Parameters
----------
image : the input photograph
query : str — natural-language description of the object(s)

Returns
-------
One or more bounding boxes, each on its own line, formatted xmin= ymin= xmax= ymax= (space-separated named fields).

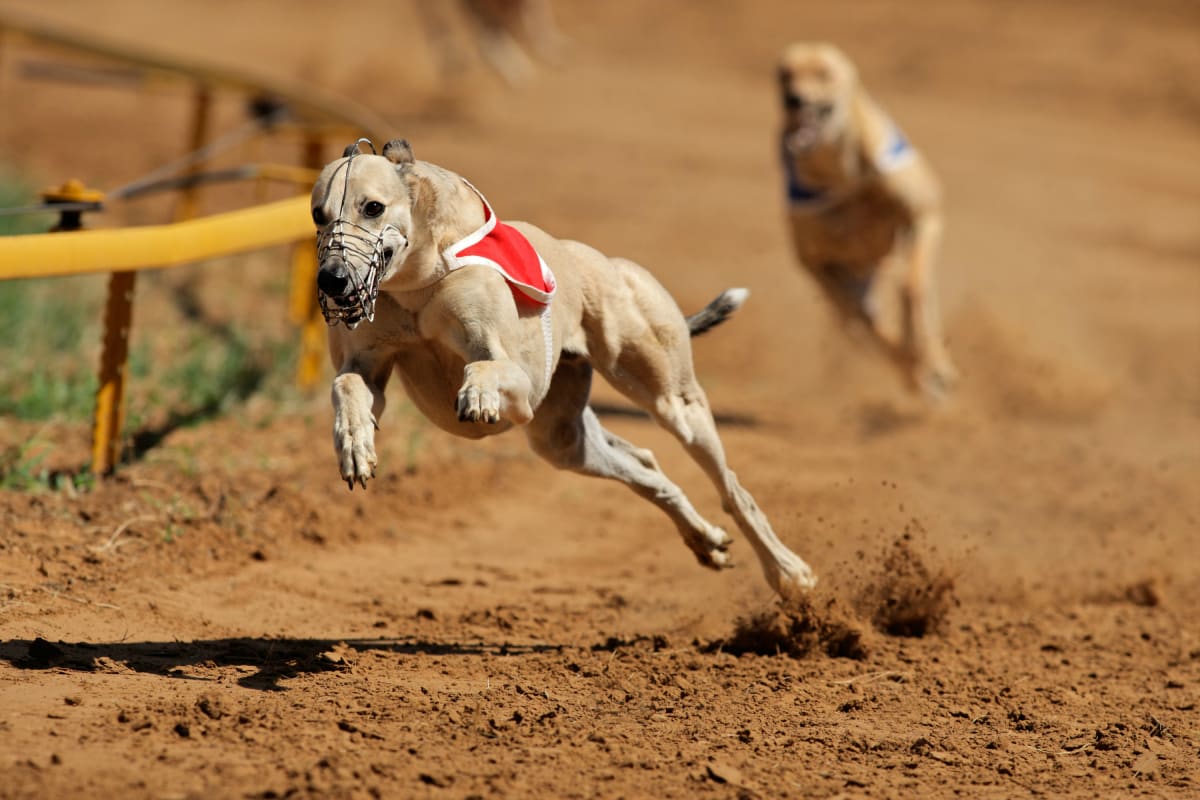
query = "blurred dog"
xmin=778 ymin=42 xmax=958 ymax=400
xmin=416 ymin=0 xmax=568 ymax=86
xmin=310 ymin=139 xmax=817 ymax=599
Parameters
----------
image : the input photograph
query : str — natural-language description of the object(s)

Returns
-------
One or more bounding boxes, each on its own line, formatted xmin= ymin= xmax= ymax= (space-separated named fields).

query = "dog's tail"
xmin=686 ymin=288 xmax=749 ymax=337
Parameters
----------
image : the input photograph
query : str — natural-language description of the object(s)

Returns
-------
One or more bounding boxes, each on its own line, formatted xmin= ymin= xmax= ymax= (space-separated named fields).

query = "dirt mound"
xmin=709 ymin=524 xmax=956 ymax=659
xmin=707 ymin=591 xmax=869 ymax=660
xmin=859 ymin=522 xmax=958 ymax=638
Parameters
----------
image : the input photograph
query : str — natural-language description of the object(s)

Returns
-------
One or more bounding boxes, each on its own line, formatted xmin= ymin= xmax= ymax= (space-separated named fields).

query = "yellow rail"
xmin=0 ymin=195 xmax=312 ymax=278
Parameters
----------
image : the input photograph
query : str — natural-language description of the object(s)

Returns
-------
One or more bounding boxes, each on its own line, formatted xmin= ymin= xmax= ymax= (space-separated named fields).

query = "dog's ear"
xmin=383 ymin=139 xmax=415 ymax=166
xmin=342 ymin=143 xmax=360 ymax=158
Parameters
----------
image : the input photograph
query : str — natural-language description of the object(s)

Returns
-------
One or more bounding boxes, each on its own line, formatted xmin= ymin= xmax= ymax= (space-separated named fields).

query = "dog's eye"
xmin=363 ymin=201 xmax=385 ymax=218
xmin=312 ymin=207 xmax=328 ymax=226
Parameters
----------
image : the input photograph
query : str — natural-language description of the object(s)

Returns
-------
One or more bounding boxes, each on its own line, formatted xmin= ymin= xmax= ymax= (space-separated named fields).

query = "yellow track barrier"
xmin=0 ymin=195 xmax=312 ymax=279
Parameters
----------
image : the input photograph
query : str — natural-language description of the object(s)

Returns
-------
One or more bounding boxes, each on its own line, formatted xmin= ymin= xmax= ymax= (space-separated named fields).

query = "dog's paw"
xmin=916 ymin=358 xmax=959 ymax=403
xmin=333 ymin=409 xmax=378 ymax=490
xmin=456 ymin=365 xmax=503 ymax=424
xmin=776 ymin=558 xmax=819 ymax=596
xmin=686 ymin=525 xmax=733 ymax=570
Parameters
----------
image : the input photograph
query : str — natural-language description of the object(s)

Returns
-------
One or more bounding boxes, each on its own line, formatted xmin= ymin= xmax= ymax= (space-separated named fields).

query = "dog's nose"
xmin=784 ymin=92 xmax=805 ymax=111
xmin=317 ymin=265 xmax=350 ymax=296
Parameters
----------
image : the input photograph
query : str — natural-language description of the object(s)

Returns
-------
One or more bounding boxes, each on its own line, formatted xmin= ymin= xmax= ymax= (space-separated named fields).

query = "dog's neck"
xmin=380 ymin=161 xmax=490 ymax=303
xmin=407 ymin=161 xmax=488 ymax=250
xmin=785 ymin=119 xmax=870 ymax=195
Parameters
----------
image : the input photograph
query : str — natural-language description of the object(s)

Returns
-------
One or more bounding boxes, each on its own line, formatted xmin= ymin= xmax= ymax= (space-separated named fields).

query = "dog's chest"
xmin=370 ymin=295 xmax=423 ymax=346
xmin=790 ymin=182 xmax=909 ymax=266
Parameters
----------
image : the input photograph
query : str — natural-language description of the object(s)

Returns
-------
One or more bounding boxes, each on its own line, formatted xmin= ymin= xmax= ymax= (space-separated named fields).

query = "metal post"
xmin=0 ymin=25 xmax=7 ymax=107
xmin=35 ymin=179 xmax=123 ymax=475
xmin=290 ymin=133 xmax=324 ymax=388
xmin=92 ymin=271 xmax=136 ymax=475
xmin=175 ymin=85 xmax=212 ymax=221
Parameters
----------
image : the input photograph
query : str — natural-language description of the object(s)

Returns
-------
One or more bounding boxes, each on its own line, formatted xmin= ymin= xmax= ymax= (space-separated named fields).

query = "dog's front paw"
xmin=456 ymin=365 xmax=502 ymax=424
xmin=333 ymin=408 xmax=378 ymax=490
xmin=916 ymin=356 xmax=959 ymax=403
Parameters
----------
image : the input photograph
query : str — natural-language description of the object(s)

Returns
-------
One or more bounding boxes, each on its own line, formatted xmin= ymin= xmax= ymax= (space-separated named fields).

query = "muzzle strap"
xmin=317 ymin=218 xmax=401 ymax=328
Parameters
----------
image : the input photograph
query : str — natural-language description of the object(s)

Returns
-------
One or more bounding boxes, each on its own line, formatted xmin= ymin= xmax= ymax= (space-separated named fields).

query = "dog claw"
xmin=345 ymin=477 xmax=354 ymax=491
xmin=357 ymin=475 xmax=369 ymax=489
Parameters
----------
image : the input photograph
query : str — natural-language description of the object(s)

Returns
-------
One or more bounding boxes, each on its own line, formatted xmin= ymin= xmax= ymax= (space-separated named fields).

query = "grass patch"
xmin=0 ymin=173 xmax=53 ymax=237
xmin=0 ymin=173 xmax=103 ymax=422
xmin=126 ymin=331 xmax=298 ymax=453
xmin=0 ymin=433 xmax=95 ymax=492
xmin=0 ymin=277 xmax=105 ymax=421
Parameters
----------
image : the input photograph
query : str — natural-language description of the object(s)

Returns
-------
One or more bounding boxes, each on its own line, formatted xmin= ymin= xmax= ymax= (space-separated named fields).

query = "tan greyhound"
xmin=778 ymin=42 xmax=958 ymax=400
xmin=310 ymin=139 xmax=816 ymax=598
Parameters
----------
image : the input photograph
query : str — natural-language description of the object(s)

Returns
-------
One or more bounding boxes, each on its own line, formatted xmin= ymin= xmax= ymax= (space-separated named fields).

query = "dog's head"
xmin=310 ymin=138 xmax=424 ymax=328
xmin=777 ymin=42 xmax=858 ymax=153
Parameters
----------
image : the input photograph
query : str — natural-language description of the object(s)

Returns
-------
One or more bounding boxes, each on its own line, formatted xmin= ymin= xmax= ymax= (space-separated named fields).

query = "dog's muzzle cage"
xmin=316 ymin=219 xmax=403 ymax=328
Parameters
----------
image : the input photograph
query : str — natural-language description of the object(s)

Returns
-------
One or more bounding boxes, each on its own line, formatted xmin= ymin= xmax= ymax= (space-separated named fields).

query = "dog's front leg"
xmin=429 ymin=270 xmax=540 ymax=427
xmin=331 ymin=358 xmax=390 ymax=489
xmin=902 ymin=212 xmax=958 ymax=399
xmin=457 ymin=359 xmax=535 ymax=424
xmin=446 ymin=310 xmax=536 ymax=426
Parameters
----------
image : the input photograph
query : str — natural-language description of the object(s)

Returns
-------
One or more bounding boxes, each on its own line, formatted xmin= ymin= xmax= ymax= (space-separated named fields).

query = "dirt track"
xmin=1 ymin=1 xmax=1198 ymax=797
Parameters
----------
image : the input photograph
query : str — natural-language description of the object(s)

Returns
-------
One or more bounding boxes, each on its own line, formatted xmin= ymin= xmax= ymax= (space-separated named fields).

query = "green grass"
xmin=0 ymin=171 xmax=303 ymax=490
xmin=0 ymin=433 xmax=95 ymax=492
xmin=0 ymin=278 xmax=102 ymax=420
xmin=0 ymin=173 xmax=53 ymax=237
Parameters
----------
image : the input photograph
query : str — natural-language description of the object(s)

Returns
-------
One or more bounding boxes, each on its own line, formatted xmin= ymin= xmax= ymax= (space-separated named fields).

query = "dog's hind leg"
xmin=590 ymin=303 xmax=817 ymax=597
xmin=649 ymin=387 xmax=818 ymax=598
xmin=899 ymin=214 xmax=959 ymax=399
xmin=525 ymin=355 xmax=733 ymax=569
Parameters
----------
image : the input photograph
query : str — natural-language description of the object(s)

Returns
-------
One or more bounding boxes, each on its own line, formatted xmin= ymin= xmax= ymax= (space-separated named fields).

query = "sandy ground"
xmin=1 ymin=1 xmax=1198 ymax=797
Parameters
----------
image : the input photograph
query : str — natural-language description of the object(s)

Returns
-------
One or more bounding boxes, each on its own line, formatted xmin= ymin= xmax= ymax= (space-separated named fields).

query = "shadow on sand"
xmin=0 ymin=635 xmax=568 ymax=692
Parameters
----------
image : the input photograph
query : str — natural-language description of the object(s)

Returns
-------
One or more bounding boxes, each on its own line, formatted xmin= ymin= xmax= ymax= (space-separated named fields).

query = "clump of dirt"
xmin=1123 ymin=578 xmax=1161 ymax=607
xmin=1084 ymin=577 xmax=1165 ymax=607
xmin=705 ymin=591 xmax=868 ymax=660
xmin=708 ymin=523 xmax=956 ymax=658
xmin=862 ymin=523 xmax=957 ymax=637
